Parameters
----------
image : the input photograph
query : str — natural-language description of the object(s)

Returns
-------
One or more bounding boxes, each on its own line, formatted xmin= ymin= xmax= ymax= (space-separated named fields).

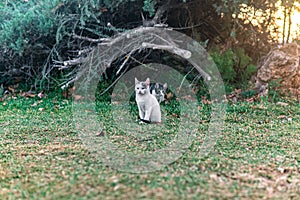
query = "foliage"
xmin=0 ymin=0 xmax=163 ymax=88
xmin=142 ymin=0 xmax=156 ymax=16
xmin=210 ymin=47 xmax=256 ymax=90
xmin=0 ymin=0 xmax=57 ymax=55
xmin=215 ymin=0 xmax=280 ymax=61
xmin=0 ymin=0 xmax=107 ymax=86
xmin=0 ymin=0 xmax=287 ymax=90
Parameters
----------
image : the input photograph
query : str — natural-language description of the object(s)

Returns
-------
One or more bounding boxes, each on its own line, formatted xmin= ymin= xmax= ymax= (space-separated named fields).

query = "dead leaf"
xmin=31 ymin=100 xmax=43 ymax=107
xmin=96 ymin=131 xmax=105 ymax=137
xmin=182 ymin=95 xmax=197 ymax=101
xmin=20 ymin=91 xmax=36 ymax=98
xmin=202 ymin=96 xmax=211 ymax=104
xmin=8 ymin=86 xmax=15 ymax=93
xmin=246 ymin=97 xmax=255 ymax=103
xmin=73 ymin=94 xmax=84 ymax=101
xmin=0 ymin=122 xmax=9 ymax=127
xmin=38 ymin=92 xmax=43 ymax=98
xmin=277 ymin=115 xmax=287 ymax=119
xmin=31 ymin=102 xmax=38 ymax=107
xmin=276 ymin=102 xmax=289 ymax=106
xmin=166 ymin=92 xmax=172 ymax=99
xmin=209 ymin=174 xmax=218 ymax=180
xmin=62 ymin=86 xmax=75 ymax=99
xmin=53 ymin=105 xmax=60 ymax=110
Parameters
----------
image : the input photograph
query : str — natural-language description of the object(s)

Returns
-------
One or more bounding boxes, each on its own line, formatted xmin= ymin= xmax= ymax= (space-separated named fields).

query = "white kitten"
xmin=135 ymin=78 xmax=161 ymax=123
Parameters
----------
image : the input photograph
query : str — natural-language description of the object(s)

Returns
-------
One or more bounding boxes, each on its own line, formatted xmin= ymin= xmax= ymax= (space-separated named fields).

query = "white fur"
xmin=135 ymin=78 xmax=161 ymax=123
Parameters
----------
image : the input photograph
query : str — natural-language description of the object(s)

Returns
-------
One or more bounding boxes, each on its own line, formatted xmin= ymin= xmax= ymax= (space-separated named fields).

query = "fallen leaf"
xmin=31 ymin=102 xmax=38 ymax=107
xmin=73 ymin=94 xmax=83 ymax=101
xmin=0 ymin=122 xmax=9 ymax=127
xmin=38 ymin=92 xmax=43 ymax=98
xmin=21 ymin=91 xmax=36 ymax=98
xmin=202 ymin=96 xmax=211 ymax=104
xmin=276 ymin=102 xmax=289 ymax=106
xmin=31 ymin=100 xmax=43 ymax=107
xmin=277 ymin=115 xmax=287 ymax=119
xmin=209 ymin=174 xmax=218 ymax=180
xmin=96 ymin=131 xmax=105 ymax=137
xmin=166 ymin=92 xmax=172 ymax=99
xmin=8 ymin=86 xmax=15 ymax=93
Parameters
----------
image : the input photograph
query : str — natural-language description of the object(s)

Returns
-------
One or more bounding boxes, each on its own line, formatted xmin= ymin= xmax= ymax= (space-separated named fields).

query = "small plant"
xmin=143 ymin=0 xmax=156 ymax=17
xmin=210 ymin=48 xmax=256 ymax=91
xmin=266 ymin=79 xmax=284 ymax=102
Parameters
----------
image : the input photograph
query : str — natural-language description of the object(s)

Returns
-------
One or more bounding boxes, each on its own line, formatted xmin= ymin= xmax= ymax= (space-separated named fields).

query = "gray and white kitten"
xmin=150 ymin=82 xmax=167 ymax=103
xmin=135 ymin=78 xmax=161 ymax=123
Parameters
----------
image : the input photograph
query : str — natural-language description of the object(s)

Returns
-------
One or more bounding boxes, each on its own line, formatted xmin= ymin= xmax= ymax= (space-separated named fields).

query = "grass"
xmin=1 ymin=93 xmax=300 ymax=199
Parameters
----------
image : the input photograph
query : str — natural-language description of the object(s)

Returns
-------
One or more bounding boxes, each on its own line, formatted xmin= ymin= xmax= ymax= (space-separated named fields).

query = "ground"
xmin=0 ymin=94 xmax=300 ymax=199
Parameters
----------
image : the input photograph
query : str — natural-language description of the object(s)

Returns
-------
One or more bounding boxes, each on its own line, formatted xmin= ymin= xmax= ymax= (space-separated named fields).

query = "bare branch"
xmin=116 ymin=50 xmax=135 ymax=75
xmin=142 ymin=3 xmax=169 ymax=27
xmin=142 ymin=42 xmax=191 ymax=59
xmin=61 ymin=76 xmax=78 ymax=90
xmin=72 ymin=33 xmax=111 ymax=43
xmin=107 ymin=22 xmax=120 ymax=35
xmin=55 ymin=57 xmax=87 ymax=68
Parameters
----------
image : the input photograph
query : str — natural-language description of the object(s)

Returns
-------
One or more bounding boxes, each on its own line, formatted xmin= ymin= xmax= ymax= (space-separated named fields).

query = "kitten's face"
xmin=135 ymin=78 xmax=150 ymax=96
xmin=150 ymin=83 xmax=167 ymax=102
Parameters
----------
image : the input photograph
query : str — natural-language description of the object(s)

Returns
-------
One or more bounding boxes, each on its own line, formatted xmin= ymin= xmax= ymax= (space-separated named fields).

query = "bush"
xmin=0 ymin=0 xmax=59 ymax=55
xmin=0 ymin=0 xmax=156 ymax=88
xmin=210 ymin=48 xmax=256 ymax=91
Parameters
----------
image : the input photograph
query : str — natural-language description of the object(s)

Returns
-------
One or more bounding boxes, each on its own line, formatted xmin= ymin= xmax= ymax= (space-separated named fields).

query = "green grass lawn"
xmin=1 ymin=94 xmax=300 ymax=199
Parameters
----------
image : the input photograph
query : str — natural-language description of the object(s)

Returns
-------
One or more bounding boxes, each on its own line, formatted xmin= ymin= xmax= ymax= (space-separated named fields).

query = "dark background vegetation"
xmin=0 ymin=0 xmax=298 ymax=91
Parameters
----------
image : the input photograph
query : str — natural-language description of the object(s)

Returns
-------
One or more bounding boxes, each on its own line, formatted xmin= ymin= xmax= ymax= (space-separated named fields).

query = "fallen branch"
xmin=142 ymin=42 xmax=191 ymax=59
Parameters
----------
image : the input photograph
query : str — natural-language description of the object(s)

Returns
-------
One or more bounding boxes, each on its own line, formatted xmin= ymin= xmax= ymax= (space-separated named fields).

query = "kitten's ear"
xmin=145 ymin=78 xmax=150 ymax=85
xmin=135 ymin=77 xmax=139 ymax=84
xmin=163 ymin=83 xmax=167 ymax=89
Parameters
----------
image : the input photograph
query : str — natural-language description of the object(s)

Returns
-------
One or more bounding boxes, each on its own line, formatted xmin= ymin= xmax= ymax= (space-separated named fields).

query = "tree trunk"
xmin=282 ymin=5 xmax=287 ymax=44
xmin=286 ymin=1 xmax=295 ymax=43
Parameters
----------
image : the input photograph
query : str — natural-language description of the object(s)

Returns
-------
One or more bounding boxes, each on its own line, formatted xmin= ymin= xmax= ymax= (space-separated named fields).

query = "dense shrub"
xmin=0 ymin=0 xmax=157 ymax=88
xmin=0 ymin=0 xmax=58 ymax=55
xmin=210 ymin=48 xmax=256 ymax=90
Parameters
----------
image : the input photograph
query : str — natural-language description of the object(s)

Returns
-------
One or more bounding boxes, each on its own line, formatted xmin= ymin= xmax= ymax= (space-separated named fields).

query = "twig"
xmin=178 ymin=67 xmax=194 ymax=92
xmin=172 ymin=22 xmax=205 ymax=30
xmin=188 ymin=59 xmax=211 ymax=81
xmin=116 ymin=50 xmax=135 ymax=75
xmin=54 ymin=57 xmax=87 ymax=69
xmin=72 ymin=33 xmax=111 ymax=43
xmin=99 ymin=65 xmax=130 ymax=96
xmin=61 ymin=76 xmax=78 ymax=90
xmin=77 ymin=47 xmax=94 ymax=56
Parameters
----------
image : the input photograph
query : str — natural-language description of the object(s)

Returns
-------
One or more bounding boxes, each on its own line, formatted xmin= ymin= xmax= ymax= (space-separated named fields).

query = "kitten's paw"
xmin=139 ymin=119 xmax=150 ymax=124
